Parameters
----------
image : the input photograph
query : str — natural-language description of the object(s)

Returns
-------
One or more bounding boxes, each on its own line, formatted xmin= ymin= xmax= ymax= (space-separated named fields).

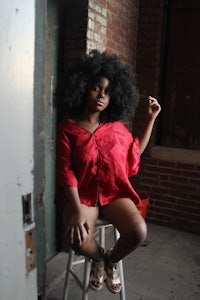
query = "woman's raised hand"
xmin=147 ymin=96 xmax=161 ymax=120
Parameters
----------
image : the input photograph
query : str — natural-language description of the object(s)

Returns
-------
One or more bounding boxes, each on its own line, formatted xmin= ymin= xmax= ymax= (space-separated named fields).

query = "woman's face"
xmin=85 ymin=77 xmax=110 ymax=113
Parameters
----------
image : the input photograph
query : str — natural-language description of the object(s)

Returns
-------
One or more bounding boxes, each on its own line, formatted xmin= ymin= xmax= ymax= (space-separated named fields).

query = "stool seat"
xmin=62 ymin=219 xmax=126 ymax=300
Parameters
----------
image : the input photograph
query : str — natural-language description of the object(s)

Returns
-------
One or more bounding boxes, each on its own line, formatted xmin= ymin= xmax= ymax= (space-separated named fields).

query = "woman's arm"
xmin=64 ymin=186 xmax=82 ymax=210
xmin=57 ymin=124 xmax=90 ymax=244
xmin=138 ymin=96 xmax=161 ymax=155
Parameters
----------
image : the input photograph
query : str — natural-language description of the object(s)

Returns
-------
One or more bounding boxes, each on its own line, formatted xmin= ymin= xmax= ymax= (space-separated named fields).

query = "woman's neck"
xmin=73 ymin=111 xmax=100 ymax=134
xmin=79 ymin=110 xmax=100 ymax=124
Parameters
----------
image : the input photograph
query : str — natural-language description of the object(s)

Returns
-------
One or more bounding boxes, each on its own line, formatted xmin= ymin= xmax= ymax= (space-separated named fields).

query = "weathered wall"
xmin=0 ymin=1 xmax=37 ymax=299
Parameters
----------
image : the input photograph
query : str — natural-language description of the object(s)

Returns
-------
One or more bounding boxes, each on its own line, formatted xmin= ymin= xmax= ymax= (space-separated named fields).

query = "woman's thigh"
xmin=81 ymin=203 xmax=99 ymax=233
xmin=99 ymin=198 xmax=146 ymax=236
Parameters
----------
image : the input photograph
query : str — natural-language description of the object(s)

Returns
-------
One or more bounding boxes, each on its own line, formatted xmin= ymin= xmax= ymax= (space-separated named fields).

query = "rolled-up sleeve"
xmin=56 ymin=124 xmax=78 ymax=187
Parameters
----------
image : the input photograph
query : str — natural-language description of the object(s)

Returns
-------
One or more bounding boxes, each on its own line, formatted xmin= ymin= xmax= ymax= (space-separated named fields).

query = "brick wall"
xmin=62 ymin=0 xmax=88 ymax=64
xmin=132 ymin=156 xmax=200 ymax=234
xmin=87 ymin=0 xmax=139 ymax=68
xmin=87 ymin=0 xmax=107 ymax=53
xmin=106 ymin=0 xmax=139 ymax=67
xmin=136 ymin=0 xmax=164 ymax=97
xmin=134 ymin=0 xmax=200 ymax=233
xmin=63 ymin=0 xmax=139 ymax=67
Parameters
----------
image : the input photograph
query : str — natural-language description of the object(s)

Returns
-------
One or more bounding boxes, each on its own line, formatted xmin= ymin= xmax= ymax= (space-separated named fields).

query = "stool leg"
xmin=119 ymin=260 xmax=126 ymax=300
xmin=82 ymin=258 xmax=91 ymax=300
xmin=62 ymin=248 xmax=74 ymax=300
xmin=114 ymin=228 xmax=126 ymax=300
xmin=99 ymin=226 xmax=106 ymax=248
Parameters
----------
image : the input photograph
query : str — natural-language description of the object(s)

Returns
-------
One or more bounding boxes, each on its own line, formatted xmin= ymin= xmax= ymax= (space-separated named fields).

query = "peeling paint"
xmin=38 ymin=193 xmax=44 ymax=209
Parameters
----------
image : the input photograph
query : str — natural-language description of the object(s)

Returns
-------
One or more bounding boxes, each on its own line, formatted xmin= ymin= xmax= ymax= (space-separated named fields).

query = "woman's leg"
xmin=63 ymin=202 xmax=105 ymax=290
xmin=63 ymin=203 xmax=103 ymax=262
xmin=100 ymin=198 xmax=147 ymax=263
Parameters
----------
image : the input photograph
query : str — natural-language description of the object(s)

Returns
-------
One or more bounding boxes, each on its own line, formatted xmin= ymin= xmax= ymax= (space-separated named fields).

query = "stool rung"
xmin=72 ymin=258 xmax=85 ymax=266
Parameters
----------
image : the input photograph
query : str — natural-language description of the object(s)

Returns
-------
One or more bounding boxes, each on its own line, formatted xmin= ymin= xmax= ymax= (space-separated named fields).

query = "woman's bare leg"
xmin=63 ymin=203 xmax=103 ymax=262
xmin=100 ymin=198 xmax=147 ymax=263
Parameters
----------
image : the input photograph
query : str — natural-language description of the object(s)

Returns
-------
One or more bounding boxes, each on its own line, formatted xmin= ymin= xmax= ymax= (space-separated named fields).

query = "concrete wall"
xmin=0 ymin=1 xmax=37 ymax=299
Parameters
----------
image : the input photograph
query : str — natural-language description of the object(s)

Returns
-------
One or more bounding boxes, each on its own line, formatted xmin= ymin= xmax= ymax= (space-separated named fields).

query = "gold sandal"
xmin=105 ymin=249 xmax=121 ymax=294
xmin=90 ymin=260 xmax=105 ymax=291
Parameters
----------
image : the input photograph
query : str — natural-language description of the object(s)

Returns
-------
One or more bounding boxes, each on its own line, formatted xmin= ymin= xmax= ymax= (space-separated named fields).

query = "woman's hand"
xmin=138 ymin=96 xmax=161 ymax=154
xmin=66 ymin=207 xmax=90 ymax=245
xmin=147 ymin=96 xmax=161 ymax=120
xmin=63 ymin=186 xmax=90 ymax=245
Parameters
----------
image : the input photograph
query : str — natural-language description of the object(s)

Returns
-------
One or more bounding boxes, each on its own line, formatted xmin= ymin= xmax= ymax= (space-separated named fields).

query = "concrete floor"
xmin=46 ymin=223 xmax=200 ymax=300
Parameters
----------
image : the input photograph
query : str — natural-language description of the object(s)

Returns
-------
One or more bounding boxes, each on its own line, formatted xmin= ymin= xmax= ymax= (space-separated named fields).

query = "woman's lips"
xmin=96 ymin=100 xmax=104 ymax=106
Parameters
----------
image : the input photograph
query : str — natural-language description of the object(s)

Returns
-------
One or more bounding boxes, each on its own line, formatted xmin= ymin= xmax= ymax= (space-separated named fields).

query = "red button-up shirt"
xmin=56 ymin=120 xmax=141 ymax=209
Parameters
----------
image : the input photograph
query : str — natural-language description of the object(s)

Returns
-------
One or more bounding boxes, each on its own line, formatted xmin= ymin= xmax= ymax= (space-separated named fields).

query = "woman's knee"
xmin=71 ymin=233 xmax=92 ymax=254
xmin=100 ymin=198 xmax=147 ymax=246
xmin=136 ymin=218 xmax=147 ymax=243
xmin=126 ymin=218 xmax=147 ymax=246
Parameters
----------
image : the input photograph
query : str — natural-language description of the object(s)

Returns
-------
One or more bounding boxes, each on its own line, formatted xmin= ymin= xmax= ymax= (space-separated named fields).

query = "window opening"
xmin=160 ymin=0 xmax=200 ymax=150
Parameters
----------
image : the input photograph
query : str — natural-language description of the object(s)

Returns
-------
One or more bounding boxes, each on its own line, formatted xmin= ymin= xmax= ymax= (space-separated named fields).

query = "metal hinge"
xmin=25 ymin=226 xmax=36 ymax=272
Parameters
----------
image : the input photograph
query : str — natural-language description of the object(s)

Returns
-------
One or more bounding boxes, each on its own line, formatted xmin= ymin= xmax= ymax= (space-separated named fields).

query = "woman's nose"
xmin=98 ymin=89 xmax=105 ymax=98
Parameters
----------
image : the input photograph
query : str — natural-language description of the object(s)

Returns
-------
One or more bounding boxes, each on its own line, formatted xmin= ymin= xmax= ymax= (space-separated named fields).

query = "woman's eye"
xmin=94 ymin=85 xmax=100 ymax=91
xmin=91 ymin=85 xmax=109 ymax=95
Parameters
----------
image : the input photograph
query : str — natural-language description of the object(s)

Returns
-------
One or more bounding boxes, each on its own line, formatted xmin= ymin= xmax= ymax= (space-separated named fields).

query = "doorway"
xmin=35 ymin=0 xmax=66 ymax=297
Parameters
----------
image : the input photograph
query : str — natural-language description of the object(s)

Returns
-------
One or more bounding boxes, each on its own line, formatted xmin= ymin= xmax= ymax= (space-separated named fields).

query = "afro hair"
xmin=60 ymin=50 xmax=140 ymax=122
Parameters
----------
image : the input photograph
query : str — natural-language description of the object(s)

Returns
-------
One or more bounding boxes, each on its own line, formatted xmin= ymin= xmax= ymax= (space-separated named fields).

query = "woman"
xmin=56 ymin=50 xmax=161 ymax=293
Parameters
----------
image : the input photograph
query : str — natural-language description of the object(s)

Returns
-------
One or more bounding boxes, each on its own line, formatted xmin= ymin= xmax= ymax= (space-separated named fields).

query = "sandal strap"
xmin=91 ymin=261 xmax=104 ymax=279
xmin=90 ymin=247 xmax=105 ymax=291
xmin=105 ymin=249 xmax=121 ymax=293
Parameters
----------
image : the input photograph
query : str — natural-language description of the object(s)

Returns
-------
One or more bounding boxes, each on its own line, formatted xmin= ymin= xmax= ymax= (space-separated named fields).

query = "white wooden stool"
xmin=62 ymin=219 xmax=126 ymax=300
